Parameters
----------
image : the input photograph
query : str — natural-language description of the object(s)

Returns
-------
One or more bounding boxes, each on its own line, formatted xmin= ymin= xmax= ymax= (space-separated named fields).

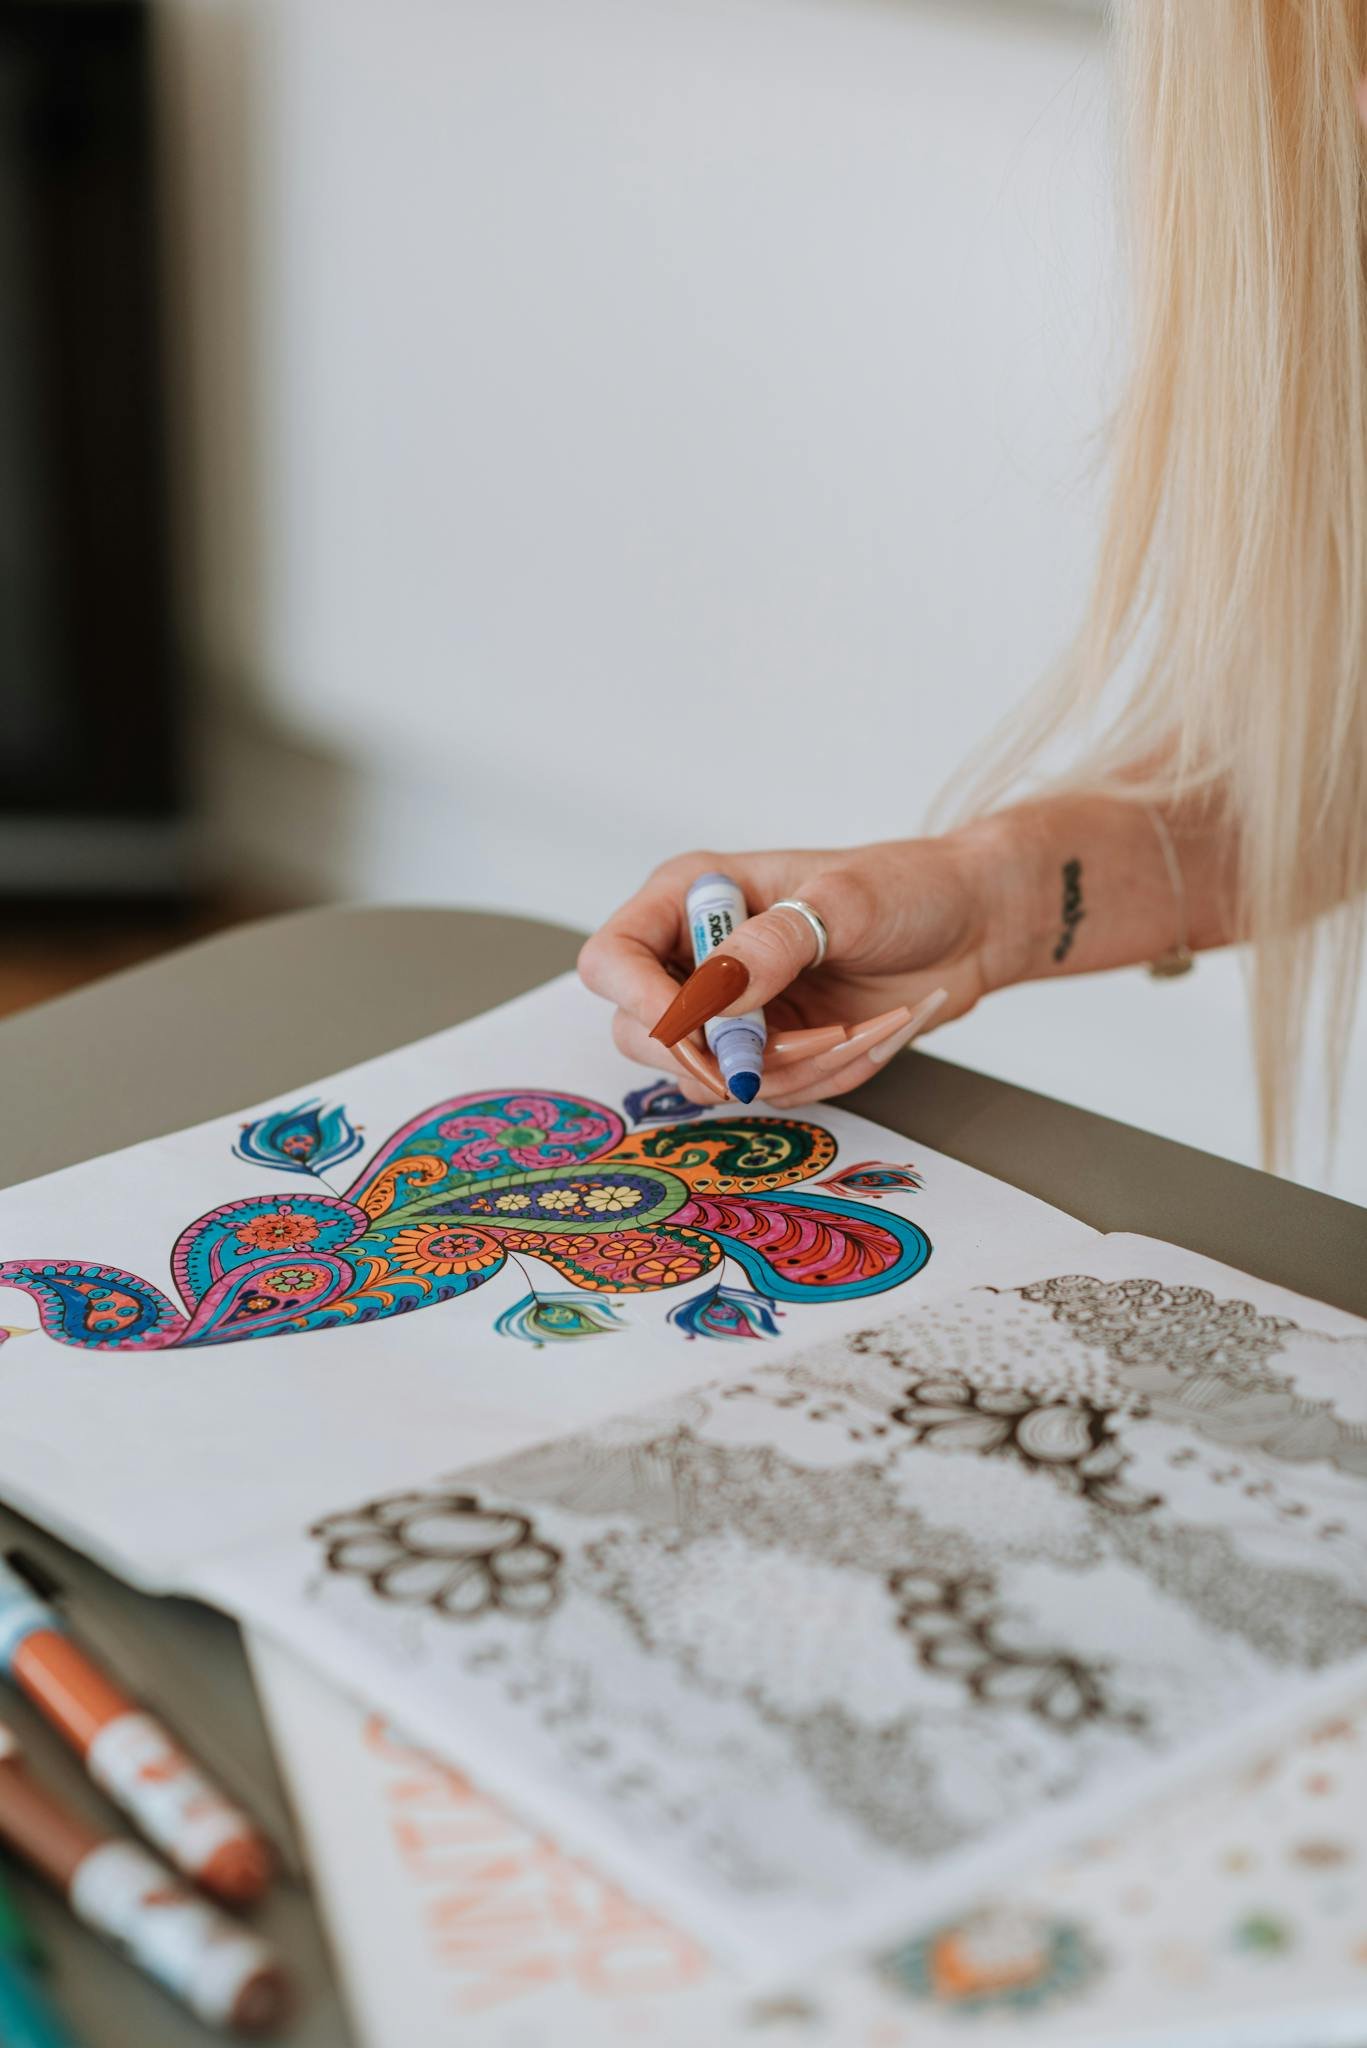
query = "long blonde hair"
xmin=960 ymin=0 xmax=1367 ymax=1170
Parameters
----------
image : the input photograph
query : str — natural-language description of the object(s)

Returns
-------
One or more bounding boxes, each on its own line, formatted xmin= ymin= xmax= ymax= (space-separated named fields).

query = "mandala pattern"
xmin=0 ymin=1091 xmax=931 ymax=1352
xmin=880 ymin=1908 xmax=1102 ymax=2014
xmin=888 ymin=1569 xmax=1146 ymax=1733
xmin=890 ymin=1374 xmax=1160 ymax=1514
xmin=1015 ymin=1275 xmax=1292 ymax=1376
xmin=312 ymin=1487 xmax=562 ymax=1619
xmin=1015 ymin=1276 xmax=1367 ymax=1478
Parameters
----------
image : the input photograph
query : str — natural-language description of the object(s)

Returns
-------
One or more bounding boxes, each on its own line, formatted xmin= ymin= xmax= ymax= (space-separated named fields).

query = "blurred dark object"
xmin=0 ymin=891 xmax=292 ymax=1022
xmin=0 ymin=0 xmax=186 ymax=903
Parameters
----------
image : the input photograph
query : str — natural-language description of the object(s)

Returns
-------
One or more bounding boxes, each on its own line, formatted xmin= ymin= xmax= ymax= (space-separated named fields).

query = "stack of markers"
xmin=0 ymin=1553 xmax=288 ymax=2041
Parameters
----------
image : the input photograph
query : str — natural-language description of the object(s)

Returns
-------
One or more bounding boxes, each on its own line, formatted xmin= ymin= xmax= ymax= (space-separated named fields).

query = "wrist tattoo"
xmin=1053 ymin=858 xmax=1084 ymax=964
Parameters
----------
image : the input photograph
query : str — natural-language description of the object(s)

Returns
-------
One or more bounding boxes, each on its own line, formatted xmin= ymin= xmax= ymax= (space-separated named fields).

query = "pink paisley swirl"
xmin=436 ymin=1115 xmax=505 ymax=1144
xmin=438 ymin=1098 xmax=623 ymax=1174
xmin=446 ymin=1138 xmax=506 ymax=1174
xmin=496 ymin=1096 xmax=560 ymax=1131
xmin=500 ymin=1097 xmax=623 ymax=1163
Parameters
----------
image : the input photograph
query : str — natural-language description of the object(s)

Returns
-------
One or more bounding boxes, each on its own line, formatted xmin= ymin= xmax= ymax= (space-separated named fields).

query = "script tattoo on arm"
xmin=1052 ymin=859 xmax=1085 ymax=964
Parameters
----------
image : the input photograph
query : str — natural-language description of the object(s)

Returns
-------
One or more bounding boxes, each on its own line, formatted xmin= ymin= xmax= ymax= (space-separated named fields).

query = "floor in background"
xmin=0 ymin=895 xmax=308 ymax=1022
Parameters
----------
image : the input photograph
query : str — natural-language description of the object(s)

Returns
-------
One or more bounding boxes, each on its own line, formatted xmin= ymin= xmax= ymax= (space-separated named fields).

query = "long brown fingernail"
xmin=651 ymin=955 xmax=751 ymax=1047
xmin=671 ymin=1037 xmax=728 ymax=1102
xmin=811 ymin=1005 xmax=912 ymax=1074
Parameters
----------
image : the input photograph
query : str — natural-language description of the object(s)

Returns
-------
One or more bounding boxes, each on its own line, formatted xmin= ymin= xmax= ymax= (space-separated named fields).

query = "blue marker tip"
xmin=709 ymin=1011 xmax=765 ymax=1105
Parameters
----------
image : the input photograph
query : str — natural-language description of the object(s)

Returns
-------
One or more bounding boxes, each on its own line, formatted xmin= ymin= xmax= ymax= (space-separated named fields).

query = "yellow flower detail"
xmin=538 ymin=1189 xmax=581 ymax=1213
xmin=494 ymin=1192 xmax=531 ymax=1212
xmin=583 ymin=1185 xmax=643 ymax=1214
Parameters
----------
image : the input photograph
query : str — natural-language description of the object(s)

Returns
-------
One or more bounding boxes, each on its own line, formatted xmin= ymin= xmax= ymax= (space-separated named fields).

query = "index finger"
xmin=578 ymin=870 xmax=692 ymax=1030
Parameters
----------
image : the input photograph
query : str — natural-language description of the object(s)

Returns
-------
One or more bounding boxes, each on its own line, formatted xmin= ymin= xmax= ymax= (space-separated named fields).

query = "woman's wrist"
xmin=945 ymin=811 xmax=1042 ymax=996
xmin=950 ymin=793 xmax=1235 ymax=994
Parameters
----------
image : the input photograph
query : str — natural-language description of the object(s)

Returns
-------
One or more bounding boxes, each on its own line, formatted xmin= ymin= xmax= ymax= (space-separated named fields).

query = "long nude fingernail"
xmin=651 ymin=955 xmax=751 ymax=1047
xmin=671 ymin=1037 xmax=728 ymax=1102
xmin=866 ymin=988 xmax=948 ymax=1066
xmin=768 ymin=1023 xmax=849 ymax=1062
xmin=811 ymin=1005 xmax=912 ymax=1075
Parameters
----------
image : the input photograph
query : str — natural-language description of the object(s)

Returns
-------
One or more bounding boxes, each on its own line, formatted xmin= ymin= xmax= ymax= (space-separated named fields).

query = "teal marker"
xmin=685 ymin=873 xmax=766 ymax=1103
xmin=0 ymin=1862 xmax=40 ymax=1966
xmin=0 ymin=1952 xmax=81 ymax=2048
xmin=0 ymin=1865 xmax=78 ymax=2048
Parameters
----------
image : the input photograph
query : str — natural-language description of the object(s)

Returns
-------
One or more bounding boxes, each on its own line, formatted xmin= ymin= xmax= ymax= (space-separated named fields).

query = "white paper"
xmin=8 ymin=970 xmax=1365 ymax=2002
xmin=0 ymin=974 xmax=1095 ymax=1587
xmin=211 ymin=1237 xmax=1367 ymax=1976
xmin=250 ymin=1632 xmax=1367 ymax=2048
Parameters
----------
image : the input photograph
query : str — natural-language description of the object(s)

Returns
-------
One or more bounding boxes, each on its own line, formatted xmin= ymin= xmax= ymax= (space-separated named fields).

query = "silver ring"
xmin=772 ymin=898 xmax=829 ymax=970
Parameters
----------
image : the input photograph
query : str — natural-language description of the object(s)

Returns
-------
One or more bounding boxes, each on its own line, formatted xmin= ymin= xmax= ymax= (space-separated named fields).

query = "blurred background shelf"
xmin=0 ymin=0 xmax=188 ymax=905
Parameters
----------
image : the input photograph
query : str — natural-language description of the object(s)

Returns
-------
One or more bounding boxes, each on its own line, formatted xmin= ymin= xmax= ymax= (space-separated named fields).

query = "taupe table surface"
xmin=0 ymin=904 xmax=1362 ymax=2048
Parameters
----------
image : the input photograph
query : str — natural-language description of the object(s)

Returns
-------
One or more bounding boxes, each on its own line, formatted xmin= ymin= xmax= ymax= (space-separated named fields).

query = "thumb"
xmin=718 ymin=894 xmax=841 ymax=1006
xmin=651 ymin=872 xmax=871 ymax=1043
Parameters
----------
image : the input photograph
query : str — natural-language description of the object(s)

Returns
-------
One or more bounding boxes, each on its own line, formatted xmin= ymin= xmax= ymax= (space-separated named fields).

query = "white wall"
xmin=159 ymin=0 xmax=1367 ymax=1202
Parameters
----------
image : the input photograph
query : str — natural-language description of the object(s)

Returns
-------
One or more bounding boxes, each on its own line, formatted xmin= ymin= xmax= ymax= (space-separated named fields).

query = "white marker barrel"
xmin=685 ymin=872 xmax=767 ymax=1100
xmin=69 ymin=1839 xmax=287 ymax=2032
xmin=86 ymin=1711 xmax=259 ymax=1888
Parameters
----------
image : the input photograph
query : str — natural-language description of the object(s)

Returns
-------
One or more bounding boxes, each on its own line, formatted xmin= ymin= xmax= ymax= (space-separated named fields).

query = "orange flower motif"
xmin=388 ymin=1226 xmax=504 ymax=1278
xmin=596 ymin=1234 xmax=654 ymax=1260
xmin=234 ymin=1211 xmax=322 ymax=1254
xmin=636 ymin=1251 xmax=707 ymax=1286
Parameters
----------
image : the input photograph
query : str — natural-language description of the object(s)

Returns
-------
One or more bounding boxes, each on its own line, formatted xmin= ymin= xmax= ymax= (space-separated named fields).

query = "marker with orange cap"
xmin=0 ymin=1558 xmax=272 ymax=1904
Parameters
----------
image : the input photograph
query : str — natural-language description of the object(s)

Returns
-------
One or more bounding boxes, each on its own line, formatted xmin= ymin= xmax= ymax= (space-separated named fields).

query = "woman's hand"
xmin=580 ymin=794 xmax=1234 ymax=1107
xmin=578 ymin=826 xmax=1014 ymax=1107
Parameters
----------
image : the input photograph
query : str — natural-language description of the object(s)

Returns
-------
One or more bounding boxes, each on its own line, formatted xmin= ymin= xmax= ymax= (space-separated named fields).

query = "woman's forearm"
xmin=960 ymin=793 xmax=1239 ymax=995
xmin=580 ymin=791 xmax=1244 ymax=1111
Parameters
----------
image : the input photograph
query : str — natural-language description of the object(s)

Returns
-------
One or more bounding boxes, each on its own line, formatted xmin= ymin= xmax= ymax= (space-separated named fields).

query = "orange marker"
xmin=0 ymin=1559 xmax=271 ymax=1903
xmin=0 ymin=1722 xmax=287 ymax=2034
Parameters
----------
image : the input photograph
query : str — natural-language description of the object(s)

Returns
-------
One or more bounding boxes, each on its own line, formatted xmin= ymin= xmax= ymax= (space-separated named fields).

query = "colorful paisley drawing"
xmin=621 ymin=1076 xmax=705 ymax=1126
xmin=666 ymin=1284 xmax=783 ymax=1342
xmin=0 ymin=1090 xmax=931 ymax=1353
xmin=231 ymin=1098 xmax=364 ymax=1177
xmin=493 ymin=1292 xmax=629 ymax=1348
xmin=810 ymin=1160 xmax=924 ymax=1200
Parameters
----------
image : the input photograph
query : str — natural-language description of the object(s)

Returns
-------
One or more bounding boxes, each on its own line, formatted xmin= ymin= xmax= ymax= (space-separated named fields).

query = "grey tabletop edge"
xmin=5 ymin=900 xmax=1356 ymax=1308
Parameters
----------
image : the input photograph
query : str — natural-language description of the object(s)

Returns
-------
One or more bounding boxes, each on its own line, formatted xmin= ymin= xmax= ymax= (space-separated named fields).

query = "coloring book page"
xmin=250 ymin=1633 xmax=1367 ymax=2048
xmin=207 ymin=1237 xmax=1367 ymax=1975
xmin=0 ymin=974 xmax=1095 ymax=1588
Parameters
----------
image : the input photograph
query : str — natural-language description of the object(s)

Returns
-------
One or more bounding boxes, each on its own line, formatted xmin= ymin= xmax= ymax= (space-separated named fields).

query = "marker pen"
xmin=684 ymin=873 xmax=766 ymax=1102
xmin=0 ymin=1862 xmax=74 ymax=2048
xmin=0 ymin=1557 xmax=271 ymax=1903
xmin=0 ymin=1723 xmax=287 ymax=2034
xmin=0 ymin=1949 xmax=80 ymax=2048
